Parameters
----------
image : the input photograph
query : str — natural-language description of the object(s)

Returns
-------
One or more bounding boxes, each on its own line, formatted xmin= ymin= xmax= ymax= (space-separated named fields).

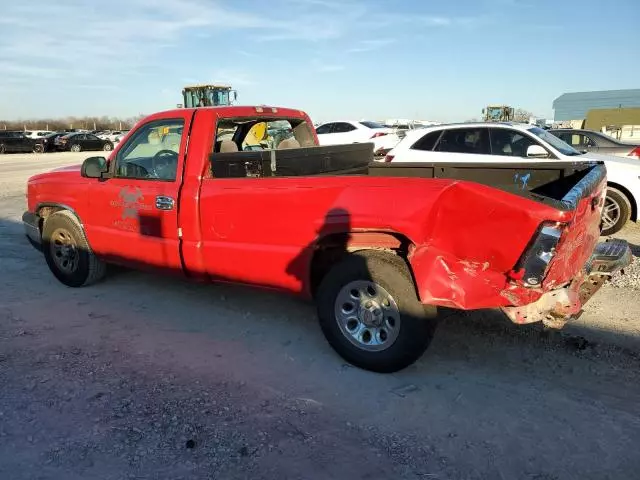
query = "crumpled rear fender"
xmin=407 ymin=181 xmax=570 ymax=310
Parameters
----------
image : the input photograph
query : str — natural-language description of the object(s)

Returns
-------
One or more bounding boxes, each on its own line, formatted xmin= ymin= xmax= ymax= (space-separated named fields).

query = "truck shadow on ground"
xmin=4 ymin=214 xmax=640 ymax=379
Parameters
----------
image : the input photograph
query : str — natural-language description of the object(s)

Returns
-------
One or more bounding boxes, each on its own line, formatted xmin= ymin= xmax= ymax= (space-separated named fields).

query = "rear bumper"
xmin=502 ymin=239 xmax=632 ymax=328
xmin=22 ymin=211 xmax=42 ymax=248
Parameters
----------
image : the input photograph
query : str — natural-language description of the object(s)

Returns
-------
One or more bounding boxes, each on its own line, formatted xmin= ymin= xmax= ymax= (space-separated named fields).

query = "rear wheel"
xmin=0 ymin=144 xmax=5 ymax=154
xmin=33 ymin=144 xmax=44 ymax=154
xmin=316 ymin=251 xmax=438 ymax=373
xmin=70 ymin=144 xmax=81 ymax=152
xmin=42 ymin=210 xmax=106 ymax=287
xmin=103 ymin=143 xmax=113 ymax=151
xmin=602 ymin=187 xmax=631 ymax=236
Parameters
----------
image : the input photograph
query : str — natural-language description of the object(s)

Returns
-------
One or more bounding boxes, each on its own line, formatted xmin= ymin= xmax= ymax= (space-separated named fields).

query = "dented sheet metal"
xmin=408 ymin=164 xmax=615 ymax=317
xmin=502 ymin=239 xmax=632 ymax=327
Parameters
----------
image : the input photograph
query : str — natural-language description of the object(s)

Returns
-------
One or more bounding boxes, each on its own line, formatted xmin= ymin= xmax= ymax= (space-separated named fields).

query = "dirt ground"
xmin=1 ymin=152 xmax=640 ymax=480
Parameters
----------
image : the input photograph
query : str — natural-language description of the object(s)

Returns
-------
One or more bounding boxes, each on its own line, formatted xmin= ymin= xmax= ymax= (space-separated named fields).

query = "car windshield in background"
xmin=359 ymin=121 xmax=386 ymax=129
xmin=529 ymin=127 xmax=582 ymax=156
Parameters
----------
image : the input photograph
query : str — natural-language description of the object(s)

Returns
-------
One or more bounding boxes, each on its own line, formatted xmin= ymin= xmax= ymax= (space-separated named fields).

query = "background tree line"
xmin=0 ymin=115 xmax=146 ymax=132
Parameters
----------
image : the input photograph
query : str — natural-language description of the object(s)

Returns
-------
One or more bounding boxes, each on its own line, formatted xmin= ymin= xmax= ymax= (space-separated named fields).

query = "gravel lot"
xmin=1 ymin=152 xmax=640 ymax=479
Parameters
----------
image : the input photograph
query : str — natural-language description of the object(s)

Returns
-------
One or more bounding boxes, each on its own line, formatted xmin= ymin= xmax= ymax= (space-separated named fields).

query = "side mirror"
xmin=526 ymin=144 xmax=549 ymax=158
xmin=81 ymin=156 xmax=108 ymax=178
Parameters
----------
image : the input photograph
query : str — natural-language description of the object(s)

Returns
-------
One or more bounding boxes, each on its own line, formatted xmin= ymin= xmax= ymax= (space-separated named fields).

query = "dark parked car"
xmin=57 ymin=133 xmax=113 ymax=152
xmin=0 ymin=131 xmax=42 ymax=154
xmin=550 ymin=129 xmax=640 ymax=158
xmin=37 ymin=132 xmax=69 ymax=152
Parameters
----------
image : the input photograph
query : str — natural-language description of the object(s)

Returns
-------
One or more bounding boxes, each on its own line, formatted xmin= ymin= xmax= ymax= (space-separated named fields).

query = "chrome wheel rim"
xmin=334 ymin=280 xmax=401 ymax=352
xmin=104 ymin=144 xmax=112 ymax=151
xmin=50 ymin=228 xmax=79 ymax=274
xmin=602 ymin=196 xmax=620 ymax=230
xmin=71 ymin=144 xmax=80 ymax=152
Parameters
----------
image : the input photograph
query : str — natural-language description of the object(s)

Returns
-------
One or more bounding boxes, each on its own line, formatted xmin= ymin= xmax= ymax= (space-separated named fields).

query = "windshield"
xmin=359 ymin=121 xmax=386 ymax=129
xmin=528 ymin=127 xmax=582 ymax=156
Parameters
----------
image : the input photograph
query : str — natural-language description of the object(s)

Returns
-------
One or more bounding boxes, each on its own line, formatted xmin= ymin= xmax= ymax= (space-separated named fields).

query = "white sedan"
xmin=315 ymin=120 xmax=401 ymax=156
xmin=386 ymin=122 xmax=640 ymax=236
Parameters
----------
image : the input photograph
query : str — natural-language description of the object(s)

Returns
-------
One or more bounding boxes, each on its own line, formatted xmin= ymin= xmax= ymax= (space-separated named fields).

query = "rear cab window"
xmin=212 ymin=118 xmax=316 ymax=153
xmin=210 ymin=116 xmax=318 ymax=178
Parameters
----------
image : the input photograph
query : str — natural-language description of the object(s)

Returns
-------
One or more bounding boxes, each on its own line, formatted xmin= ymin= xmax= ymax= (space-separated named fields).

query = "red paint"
xmin=26 ymin=106 xmax=606 ymax=313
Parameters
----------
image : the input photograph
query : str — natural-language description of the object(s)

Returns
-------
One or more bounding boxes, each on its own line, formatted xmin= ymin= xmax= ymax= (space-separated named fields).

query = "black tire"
xmin=0 ymin=144 xmax=5 ymax=154
xmin=316 ymin=250 xmax=438 ymax=373
xmin=42 ymin=210 xmax=106 ymax=287
xmin=103 ymin=142 xmax=113 ymax=151
xmin=70 ymin=144 xmax=81 ymax=152
xmin=602 ymin=187 xmax=632 ymax=236
xmin=33 ymin=144 xmax=44 ymax=154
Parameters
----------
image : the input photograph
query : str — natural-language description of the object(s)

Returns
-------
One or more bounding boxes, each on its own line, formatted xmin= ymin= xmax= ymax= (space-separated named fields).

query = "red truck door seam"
xmin=176 ymin=108 xmax=199 ymax=275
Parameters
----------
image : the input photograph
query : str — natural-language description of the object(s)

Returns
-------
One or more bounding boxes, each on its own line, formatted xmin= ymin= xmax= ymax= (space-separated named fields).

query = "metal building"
xmin=552 ymin=89 xmax=640 ymax=121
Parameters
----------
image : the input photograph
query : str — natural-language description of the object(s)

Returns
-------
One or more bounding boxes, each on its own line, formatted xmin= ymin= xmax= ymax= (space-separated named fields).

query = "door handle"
xmin=155 ymin=196 xmax=175 ymax=210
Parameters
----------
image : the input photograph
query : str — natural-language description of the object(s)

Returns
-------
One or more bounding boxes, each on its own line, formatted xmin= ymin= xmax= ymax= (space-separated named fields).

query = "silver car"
xmin=550 ymin=129 xmax=640 ymax=158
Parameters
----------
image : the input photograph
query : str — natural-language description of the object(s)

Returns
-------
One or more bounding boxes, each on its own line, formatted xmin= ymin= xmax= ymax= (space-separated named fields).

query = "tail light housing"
xmin=370 ymin=132 xmax=388 ymax=139
xmin=628 ymin=146 xmax=640 ymax=158
xmin=510 ymin=222 xmax=565 ymax=287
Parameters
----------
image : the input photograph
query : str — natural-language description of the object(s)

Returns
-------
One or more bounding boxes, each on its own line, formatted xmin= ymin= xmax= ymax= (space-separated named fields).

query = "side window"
xmin=411 ymin=130 xmax=442 ymax=151
xmin=333 ymin=122 xmax=356 ymax=133
xmin=435 ymin=128 xmax=490 ymax=154
xmin=570 ymin=134 xmax=594 ymax=148
xmin=489 ymin=129 xmax=538 ymax=157
xmin=315 ymin=123 xmax=334 ymax=135
xmin=556 ymin=132 xmax=572 ymax=144
xmin=115 ymin=119 xmax=184 ymax=181
xmin=86 ymin=134 xmax=99 ymax=141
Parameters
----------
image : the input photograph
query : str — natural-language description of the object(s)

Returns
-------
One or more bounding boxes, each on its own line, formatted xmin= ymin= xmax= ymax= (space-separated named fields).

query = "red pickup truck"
xmin=23 ymin=105 xmax=631 ymax=372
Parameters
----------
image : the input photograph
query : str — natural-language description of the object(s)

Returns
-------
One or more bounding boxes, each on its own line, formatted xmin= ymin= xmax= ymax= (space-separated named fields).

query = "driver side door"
xmin=84 ymin=115 xmax=189 ymax=272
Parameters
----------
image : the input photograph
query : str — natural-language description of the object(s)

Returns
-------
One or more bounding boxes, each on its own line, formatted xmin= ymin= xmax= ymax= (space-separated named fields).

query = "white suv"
xmin=386 ymin=122 xmax=640 ymax=235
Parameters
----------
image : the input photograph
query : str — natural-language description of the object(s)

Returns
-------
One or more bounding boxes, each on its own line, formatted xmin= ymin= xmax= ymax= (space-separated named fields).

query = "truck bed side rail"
xmin=369 ymin=161 xmax=605 ymax=211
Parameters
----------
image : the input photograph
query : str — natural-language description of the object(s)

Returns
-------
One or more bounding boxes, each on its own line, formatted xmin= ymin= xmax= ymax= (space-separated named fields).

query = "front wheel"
xmin=0 ymin=144 xmax=5 ymax=154
xmin=33 ymin=144 xmax=44 ymax=154
xmin=316 ymin=251 xmax=438 ymax=373
xmin=42 ymin=210 xmax=106 ymax=287
xmin=103 ymin=143 xmax=113 ymax=151
xmin=70 ymin=144 xmax=81 ymax=152
xmin=602 ymin=187 xmax=632 ymax=236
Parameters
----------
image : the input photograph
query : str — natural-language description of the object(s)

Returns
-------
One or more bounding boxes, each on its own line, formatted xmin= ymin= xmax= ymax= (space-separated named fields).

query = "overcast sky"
xmin=1 ymin=0 xmax=638 ymax=123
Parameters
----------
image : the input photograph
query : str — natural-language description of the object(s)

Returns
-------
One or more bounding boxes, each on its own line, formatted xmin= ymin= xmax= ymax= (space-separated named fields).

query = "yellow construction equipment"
xmin=482 ymin=105 xmax=514 ymax=122
xmin=181 ymin=84 xmax=237 ymax=108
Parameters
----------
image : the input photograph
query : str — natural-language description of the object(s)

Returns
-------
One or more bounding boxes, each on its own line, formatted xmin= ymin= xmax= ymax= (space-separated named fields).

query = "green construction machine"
xmin=482 ymin=105 xmax=514 ymax=122
xmin=181 ymin=84 xmax=238 ymax=108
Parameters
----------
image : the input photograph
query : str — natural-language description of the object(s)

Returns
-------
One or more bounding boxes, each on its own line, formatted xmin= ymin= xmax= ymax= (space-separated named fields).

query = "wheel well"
xmin=607 ymin=182 xmax=637 ymax=221
xmin=36 ymin=206 xmax=82 ymax=232
xmin=309 ymin=231 xmax=413 ymax=297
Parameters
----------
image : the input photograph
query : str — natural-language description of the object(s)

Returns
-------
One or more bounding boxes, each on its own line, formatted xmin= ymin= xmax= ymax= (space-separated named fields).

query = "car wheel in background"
xmin=33 ymin=144 xmax=44 ymax=154
xmin=103 ymin=143 xmax=113 ymax=151
xmin=70 ymin=144 xmax=81 ymax=152
xmin=602 ymin=187 xmax=632 ymax=236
